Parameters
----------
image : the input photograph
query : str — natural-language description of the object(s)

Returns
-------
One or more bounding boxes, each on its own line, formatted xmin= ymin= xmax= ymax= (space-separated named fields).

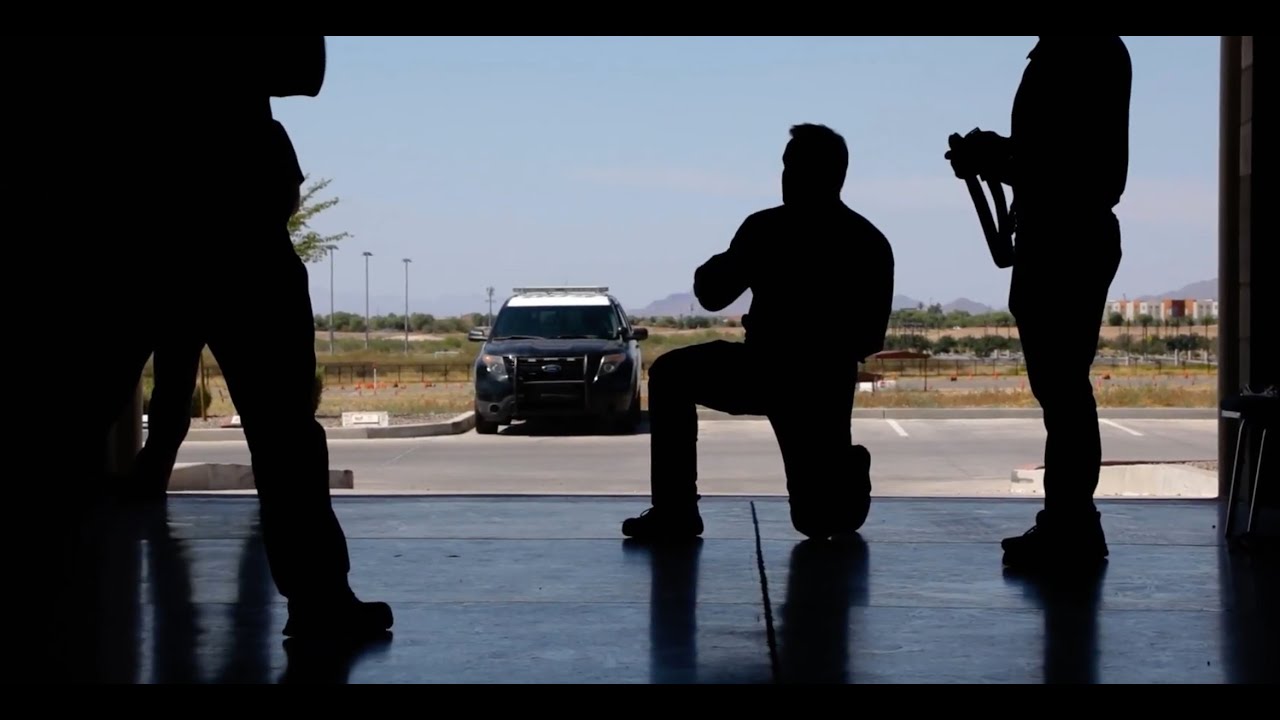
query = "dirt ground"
xmin=896 ymin=324 xmax=1217 ymax=342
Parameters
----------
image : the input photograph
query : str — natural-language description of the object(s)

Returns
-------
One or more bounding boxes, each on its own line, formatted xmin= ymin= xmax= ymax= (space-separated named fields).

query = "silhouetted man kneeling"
xmin=948 ymin=37 xmax=1131 ymax=570
xmin=623 ymin=124 xmax=895 ymax=541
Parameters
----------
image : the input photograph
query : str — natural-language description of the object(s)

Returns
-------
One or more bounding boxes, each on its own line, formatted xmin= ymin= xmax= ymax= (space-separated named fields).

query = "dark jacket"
xmin=694 ymin=202 xmax=895 ymax=363
xmin=1008 ymin=36 xmax=1132 ymax=242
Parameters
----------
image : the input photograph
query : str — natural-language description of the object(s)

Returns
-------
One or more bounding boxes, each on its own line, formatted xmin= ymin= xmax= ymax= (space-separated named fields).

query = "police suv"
xmin=469 ymin=286 xmax=648 ymax=434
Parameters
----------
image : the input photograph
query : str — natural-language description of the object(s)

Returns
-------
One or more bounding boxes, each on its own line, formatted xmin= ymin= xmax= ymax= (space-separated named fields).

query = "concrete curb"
xmin=183 ymin=411 xmax=477 ymax=443
xmin=1010 ymin=462 xmax=1218 ymax=499
xmin=699 ymin=407 xmax=1216 ymax=421
xmin=177 ymin=407 xmax=1213 ymax=442
xmin=169 ymin=463 xmax=354 ymax=491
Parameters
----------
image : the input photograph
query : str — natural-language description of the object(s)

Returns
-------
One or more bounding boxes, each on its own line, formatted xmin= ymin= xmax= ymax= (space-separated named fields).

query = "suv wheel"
xmin=474 ymin=405 xmax=499 ymax=435
xmin=611 ymin=387 xmax=642 ymax=434
xmin=628 ymin=387 xmax=643 ymax=427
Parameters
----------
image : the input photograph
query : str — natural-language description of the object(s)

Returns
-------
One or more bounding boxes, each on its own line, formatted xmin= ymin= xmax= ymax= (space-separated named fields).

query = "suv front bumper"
xmin=475 ymin=356 xmax=635 ymax=424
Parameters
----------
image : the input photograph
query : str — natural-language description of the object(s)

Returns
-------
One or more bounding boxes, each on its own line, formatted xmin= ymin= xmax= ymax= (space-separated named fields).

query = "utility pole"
xmin=328 ymin=246 xmax=336 ymax=354
xmin=486 ymin=286 xmax=495 ymax=327
xmin=402 ymin=257 xmax=412 ymax=354
xmin=362 ymin=251 xmax=373 ymax=349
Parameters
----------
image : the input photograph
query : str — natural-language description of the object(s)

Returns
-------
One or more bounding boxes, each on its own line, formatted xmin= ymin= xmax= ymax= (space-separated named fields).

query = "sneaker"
xmin=621 ymin=505 xmax=704 ymax=541
xmin=1002 ymin=509 xmax=1109 ymax=571
xmin=283 ymin=593 xmax=394 ymax=641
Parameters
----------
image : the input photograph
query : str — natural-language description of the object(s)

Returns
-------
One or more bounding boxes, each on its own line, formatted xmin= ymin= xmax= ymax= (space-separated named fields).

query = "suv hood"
xmin=484 ymin=338 xmax=625 ymax=356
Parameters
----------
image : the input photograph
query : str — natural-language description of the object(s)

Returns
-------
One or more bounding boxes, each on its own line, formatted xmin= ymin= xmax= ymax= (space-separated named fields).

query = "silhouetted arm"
xmin=693 ymin=215 xmax=755 ymax=313
xmin=855 ymin=237 xmax=895 ymax=362
xmin=981 ymin=134 xmax=1015 ymax=187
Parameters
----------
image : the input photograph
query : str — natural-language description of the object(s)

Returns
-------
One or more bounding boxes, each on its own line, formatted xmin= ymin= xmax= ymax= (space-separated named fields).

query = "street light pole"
xmin=402 ymin=257 xmax=412 ymax=354
xmin=486 ymin=286 xmax=495 ymax=327
xmin=362 ymin=251 xmax=373 ymax=349
xmin=328 ymin=246 xmax=336 ymax=354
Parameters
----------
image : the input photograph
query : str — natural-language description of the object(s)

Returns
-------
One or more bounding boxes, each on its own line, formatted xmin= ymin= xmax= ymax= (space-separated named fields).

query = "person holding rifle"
xmin=947 ymin=36 xmax=1132 ymax=572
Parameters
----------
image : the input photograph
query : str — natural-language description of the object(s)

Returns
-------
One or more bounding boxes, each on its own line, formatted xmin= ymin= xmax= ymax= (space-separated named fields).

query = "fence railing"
xmin=141 ymin=354 xmax=1218 ymax=386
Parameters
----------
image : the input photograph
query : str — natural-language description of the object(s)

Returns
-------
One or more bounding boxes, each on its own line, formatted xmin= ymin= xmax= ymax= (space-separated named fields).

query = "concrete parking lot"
xmin=175 ymin=418 xmax=1218 ymax=496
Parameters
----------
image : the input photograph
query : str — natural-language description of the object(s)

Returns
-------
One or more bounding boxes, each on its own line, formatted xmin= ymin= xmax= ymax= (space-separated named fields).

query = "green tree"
xmin=1138 ymin=313 xmax=1153 ymax=343
xmin=290 ymin=175 xmax=352 ymax=263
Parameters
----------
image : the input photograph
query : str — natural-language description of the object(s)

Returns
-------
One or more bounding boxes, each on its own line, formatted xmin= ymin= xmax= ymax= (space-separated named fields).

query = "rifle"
xmin=947 ymin=129 xmax=1015 ymax=269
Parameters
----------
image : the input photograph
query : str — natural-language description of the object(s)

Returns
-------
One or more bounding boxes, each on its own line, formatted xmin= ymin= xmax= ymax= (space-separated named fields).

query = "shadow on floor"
xmin=25 ymin=495 xmax=1280 ymax=683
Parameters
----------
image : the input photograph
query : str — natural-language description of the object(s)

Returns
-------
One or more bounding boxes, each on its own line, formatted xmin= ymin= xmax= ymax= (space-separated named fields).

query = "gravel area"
xmin=1183 ymin=460 xmax=1218 ymax=472
xmin=1099 ymin=459 xmax=1218 ymax=472
xmin=184 ymin=412 xmax=464 ymax=430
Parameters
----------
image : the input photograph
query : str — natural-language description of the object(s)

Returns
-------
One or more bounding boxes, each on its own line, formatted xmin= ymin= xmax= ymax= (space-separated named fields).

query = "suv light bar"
xmin=512 ymin=286 xmax=609 ymax=295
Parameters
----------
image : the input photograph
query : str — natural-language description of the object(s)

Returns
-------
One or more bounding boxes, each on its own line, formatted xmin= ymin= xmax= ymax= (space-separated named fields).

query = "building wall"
xmin=1103 ymin=297 xmax=1214 ymax=323
xmin=1219 ymin=36 xmax=1274 ymax=525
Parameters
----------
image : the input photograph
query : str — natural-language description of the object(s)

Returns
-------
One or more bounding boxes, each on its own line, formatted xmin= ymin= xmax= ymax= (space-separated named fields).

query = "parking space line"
xmin=1099 ymin=418 xmax=1144 ymax=436
xmin=886 ymin=419 xmax=910 ymax=437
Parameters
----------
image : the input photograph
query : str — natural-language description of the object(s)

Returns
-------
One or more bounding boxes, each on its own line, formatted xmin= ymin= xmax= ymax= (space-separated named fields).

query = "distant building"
xmin=1103 ymin=298 xmax=1218 ymax=324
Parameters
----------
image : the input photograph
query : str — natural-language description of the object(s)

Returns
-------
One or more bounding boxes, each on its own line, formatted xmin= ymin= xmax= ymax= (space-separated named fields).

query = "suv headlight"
xmin=481 ymin=354 xmax=509 ymax=381
xmin=597 ymin=353 xmax=626 ymax=377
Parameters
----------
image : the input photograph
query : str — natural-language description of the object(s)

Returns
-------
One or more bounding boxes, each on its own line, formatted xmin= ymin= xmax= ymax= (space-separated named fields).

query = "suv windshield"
xmin=491 ymin=305 xmax=621 ymax=340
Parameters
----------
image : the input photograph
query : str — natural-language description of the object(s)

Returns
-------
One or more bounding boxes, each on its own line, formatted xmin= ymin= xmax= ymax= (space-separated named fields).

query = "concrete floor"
xmin=175 ymin=418 xmax=1218 ymax=495
xmin=42 ymin=495 xmax=1278 ymax=684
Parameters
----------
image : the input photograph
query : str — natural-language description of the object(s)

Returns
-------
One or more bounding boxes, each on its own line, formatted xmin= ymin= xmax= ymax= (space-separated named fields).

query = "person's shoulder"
xmin=841 ymin=205 xmax=895 ymax=259
xmin=839 ymin=204 xmax=890 ymax=239
xmin=1061 ymin=37 xmax=1131 ymax=73
xmin=733 ymin=204 xmax=786 ymax=236
xmin=745 ymin=204 xmax=787 ymax=224
xmin=1097 ymin=36 xmax=1132 ymax=69
xmin=1105 ymin=36 xmax=1126 ymax=74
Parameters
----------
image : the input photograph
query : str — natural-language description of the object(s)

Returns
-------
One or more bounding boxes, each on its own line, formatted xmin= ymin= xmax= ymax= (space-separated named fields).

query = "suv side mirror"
xmin=628 ymin=327 xmax=648 ymax=342
xmin=468 ymin=328 xmax=488 ymax=342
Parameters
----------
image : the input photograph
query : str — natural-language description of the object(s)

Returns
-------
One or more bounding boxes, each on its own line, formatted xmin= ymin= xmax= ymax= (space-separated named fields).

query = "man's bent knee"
xmin=647 ymin=347 xmax=693 ymax=393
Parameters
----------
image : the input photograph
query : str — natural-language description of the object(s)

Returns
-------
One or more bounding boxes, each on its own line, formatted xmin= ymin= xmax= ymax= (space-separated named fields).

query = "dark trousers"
xmin=135 ymin=334 xmax=205 ymax=489
xmin=648 ymin=340 xmax=859 ymax=508
xmin=203 ymin=231 xmax=351 ymax=603
xmin=1008 ymin=215 xmax=1122 ymax=518
xmin=102 ymin=196 xmax=349 ymax=605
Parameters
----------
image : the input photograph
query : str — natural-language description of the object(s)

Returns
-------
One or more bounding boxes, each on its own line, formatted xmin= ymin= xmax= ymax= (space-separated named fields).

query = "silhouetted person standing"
xmin=188 ymin=37 xmax=392 ymax=640
xmin=948 ymin=37 xmax=1131 ymax=570
xmin=85 ymin=36 xmax=391 ymax=641
xmin=623 ymin=124 xmax=895 ymax=541
xmin=132 ymin=335 xmax=205 ymax=498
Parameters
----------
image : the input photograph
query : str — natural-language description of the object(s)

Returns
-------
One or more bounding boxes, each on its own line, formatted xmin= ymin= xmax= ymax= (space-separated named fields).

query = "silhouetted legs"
xmin=199 ymin=234 xmax=357 ymax=618
xmin=623 ymin=340 xmax=867 ymax=540
xmin=1003 ymin=219 xmax=1121 ymax=568
xmin=133 ymin=334 xmax=205 ymax=497
xmin=79 ymin=319 xmax=157 ymax=504
xmin=189 ymin=151 xmax=389 ymax=638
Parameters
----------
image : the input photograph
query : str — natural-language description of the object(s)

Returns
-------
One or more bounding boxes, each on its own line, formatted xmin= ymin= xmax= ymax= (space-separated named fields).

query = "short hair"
xmin=785 ymin=123 xmax=849 ymax=189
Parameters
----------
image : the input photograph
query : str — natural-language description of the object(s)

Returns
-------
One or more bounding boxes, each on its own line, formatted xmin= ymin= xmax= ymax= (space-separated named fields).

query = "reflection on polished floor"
xmin=40 ymin=496 xmax=1278 ymax=683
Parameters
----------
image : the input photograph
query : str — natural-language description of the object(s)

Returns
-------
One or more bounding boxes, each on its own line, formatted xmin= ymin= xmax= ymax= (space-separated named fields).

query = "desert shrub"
xmin=190 ymin=384 xmax=213 ymax=418
xmin=313 ymin=367 xmax=324 ymax=414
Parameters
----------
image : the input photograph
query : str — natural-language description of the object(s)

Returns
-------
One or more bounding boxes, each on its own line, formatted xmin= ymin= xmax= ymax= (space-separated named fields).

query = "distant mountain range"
xmin=309 ymin=277 xmax=1218 ymax=319
xmin=635 ymin=278 xmax=1219 ymax=318
xmin=1134 ymin=278 xmax=1218 ymax=302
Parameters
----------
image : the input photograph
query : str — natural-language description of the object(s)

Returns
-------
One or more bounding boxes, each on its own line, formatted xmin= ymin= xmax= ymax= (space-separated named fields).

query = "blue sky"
xmin=273 ymin=36 xmax=1221 ymax=317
